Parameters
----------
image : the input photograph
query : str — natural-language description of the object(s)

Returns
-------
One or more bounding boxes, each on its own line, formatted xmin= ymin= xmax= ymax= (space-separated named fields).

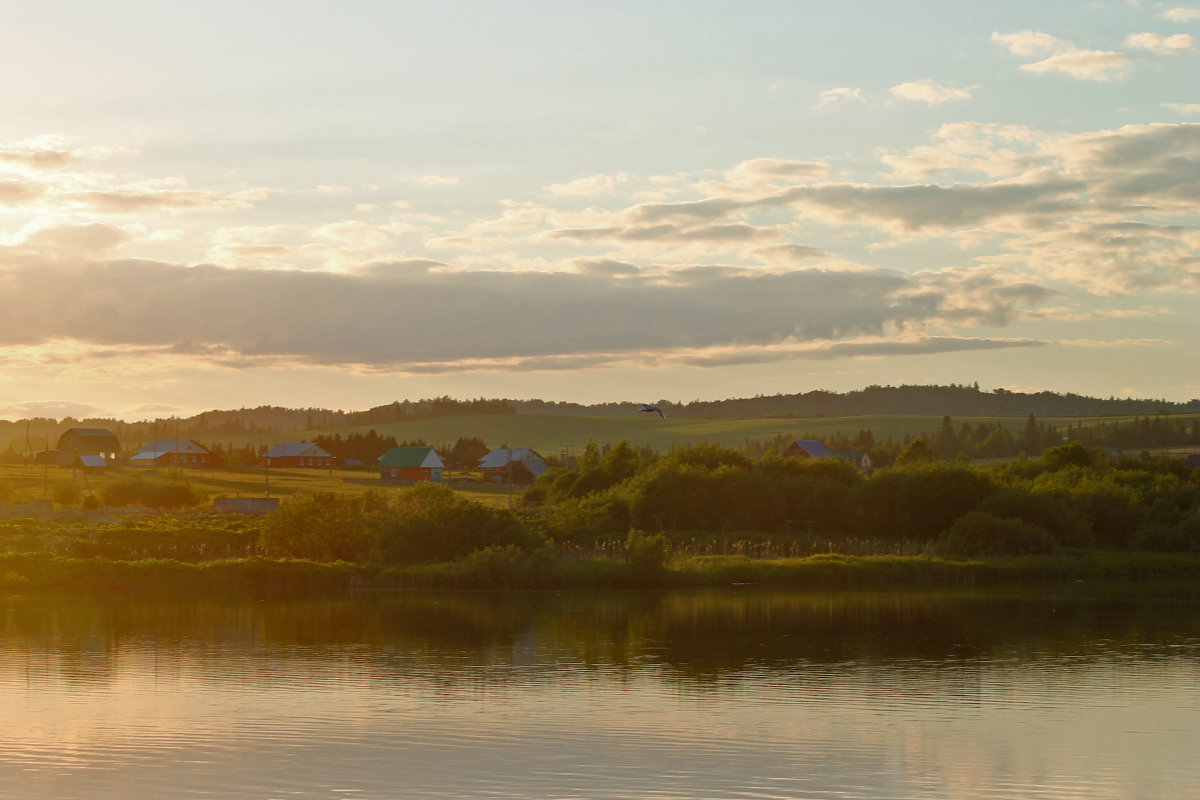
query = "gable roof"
xmin=478 ymin=448 xmax=549 ymax=477
xmin=784 ymin=439 xmax=836 ymax=458
xmin=264 ymin=442 xmax=333 ymax=459
xmin=57 ymin=428 xmax=121 ymax=453
xmin=134 ymin=439 xmax=214 ymax=456
xmin=378 ymin=446 xmax=444 ymax=469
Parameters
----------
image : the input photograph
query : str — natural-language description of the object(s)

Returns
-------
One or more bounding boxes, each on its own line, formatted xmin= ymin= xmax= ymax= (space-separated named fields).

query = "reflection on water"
xmin=1 ymin=587 xmax=1198 ymax=799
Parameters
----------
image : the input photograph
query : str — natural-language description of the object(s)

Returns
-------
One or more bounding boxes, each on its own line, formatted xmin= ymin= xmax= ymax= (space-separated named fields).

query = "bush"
xmin=625 ymin=529 xmax=669 ymax=579
xmin=855 ymin=463 xmax=994 ymax=541
xmin=261 ymin=491 xmax=387 ymax=562
xmin=978 ymin=487 xmax=1087 ymax=547
xmin=373 ymin=483 xmax=543 ymax=565
xmin=548 ymin=490 xmax=630 ymax=542
xmin=1132 ymin=515 xmax=1200 ymax=552
xmin=99 ymin=475 xmax=204 ymax=509
xmin=933 ymin=511 xmax=1056 ymax=557
xmin=52 ymin=481 xmax=83 ymax=507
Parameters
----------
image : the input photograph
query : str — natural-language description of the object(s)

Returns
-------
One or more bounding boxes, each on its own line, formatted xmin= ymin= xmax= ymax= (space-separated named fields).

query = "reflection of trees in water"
xmin=1 ymin=589 xmax=1197 ymax=686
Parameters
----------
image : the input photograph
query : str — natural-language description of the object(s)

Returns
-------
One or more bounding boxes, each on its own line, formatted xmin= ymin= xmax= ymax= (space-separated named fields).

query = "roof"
xmin=78 ymin=454 xmax=107 ymax=468
xmin=134 ymin=439 xmax=213 ymax=456
xmin=785 ymin=440 xmax=836 ymax=458
xmin=377 ymin=446 xmax=444 ymax=469
xmin=58 ymin=428 xmax=120 ymax=452
xmin=478 ymin=448 xmax=549 ymax=477
xmin=265 ymin=442 xmax=333 ymax=459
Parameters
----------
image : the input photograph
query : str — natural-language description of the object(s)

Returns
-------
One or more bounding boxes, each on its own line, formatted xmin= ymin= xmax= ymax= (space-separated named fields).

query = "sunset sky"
xmin=1 ymin=0 xmax=1197 ymax=420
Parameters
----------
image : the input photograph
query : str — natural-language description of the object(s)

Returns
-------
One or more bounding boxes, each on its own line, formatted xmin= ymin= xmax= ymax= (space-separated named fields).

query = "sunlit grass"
xmin=0 ymin=463 xmax=516 ymax=509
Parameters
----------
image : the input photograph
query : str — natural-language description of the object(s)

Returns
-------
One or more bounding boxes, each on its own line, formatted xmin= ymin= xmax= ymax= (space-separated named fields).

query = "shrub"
xmin=933 ymin=511 xmax=1056 ymax=557
xmin=52 ymin=481 xmax=83 ymax=507
xmin=978 ymin=486 xmax=1087 ymax=547
xmin=99 ymin=475 xmax=204 ymax=509
xmin=548 ymin=490 xmax=630 ymax=543
xmin=260 ymin=491 xmax=387 ymax=562
xmin=373 ymin=483 xmax=542 ymax=565
xmin=854 ymin=463 xmax=994 ymax=541
xmin=1132 ymin=515 xmax=1200 ymax=552
xmin=625 ymin=529 xmax=669 ymax=578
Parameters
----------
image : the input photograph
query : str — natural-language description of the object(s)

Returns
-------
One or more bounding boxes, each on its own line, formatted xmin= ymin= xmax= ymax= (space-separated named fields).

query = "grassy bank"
xmin=4 ymin=549 xmax=1199 ymax=595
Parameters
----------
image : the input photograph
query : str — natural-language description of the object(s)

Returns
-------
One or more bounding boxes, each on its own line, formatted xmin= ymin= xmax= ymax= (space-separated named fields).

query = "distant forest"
xmin=513 ymin=383 xmax=1200 ymax=418
xmin=1 ymin=385 xmax=1197 ymax=457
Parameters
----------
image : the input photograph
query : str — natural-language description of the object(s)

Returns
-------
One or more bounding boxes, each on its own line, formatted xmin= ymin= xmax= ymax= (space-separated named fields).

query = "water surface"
xmin=1 ymin=588 xmax=1197 ymax=799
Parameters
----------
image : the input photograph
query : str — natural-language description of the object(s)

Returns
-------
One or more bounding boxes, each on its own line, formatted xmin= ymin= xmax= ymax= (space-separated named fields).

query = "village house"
xmin=782 ymin=439 xmax=872 ymax=472
xmin=478 ymin=448 xmax=549 ymax=485
xmin=130 ymin=439 xmax=225 ymax=468
xmin=378 ymin=446 xmax=445 ymax=483
xmin=780 ymin=439 xmax=837 ymax=459
xmin=263 ymin=442 xmax=335 ymax=468
xmin=53 ymin=427 xmax=121 ymax=469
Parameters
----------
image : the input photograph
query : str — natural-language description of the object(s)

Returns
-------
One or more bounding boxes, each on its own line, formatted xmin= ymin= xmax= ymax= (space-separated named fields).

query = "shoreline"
xmin=3 ymin=550 xmax=1199 ymax=595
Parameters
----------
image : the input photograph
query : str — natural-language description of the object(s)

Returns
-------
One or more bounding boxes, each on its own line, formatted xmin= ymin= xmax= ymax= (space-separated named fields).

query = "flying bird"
xmin=639 ymin=403 xmax=666 ymax=419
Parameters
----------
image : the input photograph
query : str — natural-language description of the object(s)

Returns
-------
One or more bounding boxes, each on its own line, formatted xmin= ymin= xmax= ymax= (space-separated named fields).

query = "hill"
xmin=2 ymin=384 xmax=1197 ymax=457
xmin=513 ymin=384 xmax=1200 ymax=419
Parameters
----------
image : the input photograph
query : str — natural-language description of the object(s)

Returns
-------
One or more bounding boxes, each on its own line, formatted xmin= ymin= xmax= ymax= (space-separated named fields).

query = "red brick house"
xmin=263 ymin=442 xmax=335 ymax=468
xmin=130 ymin=439 xmax=224 ymax=468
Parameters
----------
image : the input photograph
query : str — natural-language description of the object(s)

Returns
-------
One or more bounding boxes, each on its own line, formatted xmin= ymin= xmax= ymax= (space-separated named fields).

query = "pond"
xmin=1 ymin=587 xmax=1197 ymax=799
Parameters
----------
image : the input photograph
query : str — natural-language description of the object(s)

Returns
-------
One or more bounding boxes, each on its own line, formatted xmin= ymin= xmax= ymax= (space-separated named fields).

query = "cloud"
xmin=547 ymin=221 xmax=782 ymax=244
xmin=889 ymin=80 xmax=975 ymax=105
xmin=0 ymin=179 xmax=45 ymax=206
xmin=0 ymin=400 xmax=104 ymax=421
xmin=750 ymin=243 xmax=827 ymax=265
xmin=1162 ymin=6 xmax=1200 ymax=22
xmin=418 ymin=175 xmax=461 ymax=187
xmin=12 ymin=223 xmax=133 ymax=259
xmin=1020 ymin=49 xmax=1130 ymax=81
xmin=991 ymin=31 xmax=1066 ymax=57
xmin=724 ymin=157 xmax=829 ymax=184
xmin=778 ymin=177 xmax=1085 ymax=232
xmin=1162 ymin=102 xmax=1200 ymax=115
xmin=816 ymin=87 xmax=865 ymax=107
xmin=1124 ymin=32 xmax=1196 ymax=55
xmin=878 ymin=122 xmax=1045 ymax=179
xmin=0 ymin=135 xmax=122 ymax=172
xmin=993 ymin=31 xmax=1131 ymax=81
xmin=545 ymin=174 xmax=621 ymax=196
xmin=0 ymin=144 xmax=75 ymax=171
xmin=0 ymin=254 xmax=1056 ymax=374
xmin=59 ymin=186 xmax=269 ymax=214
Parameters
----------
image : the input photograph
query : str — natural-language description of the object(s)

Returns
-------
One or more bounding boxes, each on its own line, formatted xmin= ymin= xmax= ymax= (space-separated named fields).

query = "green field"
xmin=8 ymin=411 xmax=1198 ymax=459
xmin=0 ymin=463 xmax=518 ymax=508
xmin=205 ymin=412 xmax=1200 ymax=456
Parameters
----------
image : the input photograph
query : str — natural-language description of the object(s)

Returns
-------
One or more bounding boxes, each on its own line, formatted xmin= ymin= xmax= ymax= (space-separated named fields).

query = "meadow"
xmin=0 ymin=463 xmax=517 ymax=509
xmin=169 ymin=411 xmax=1200 ymax=459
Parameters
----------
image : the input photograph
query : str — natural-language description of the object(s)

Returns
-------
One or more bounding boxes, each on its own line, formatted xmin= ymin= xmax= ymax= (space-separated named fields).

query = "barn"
xmin=53 ymin=428 xmax=121 ymax=467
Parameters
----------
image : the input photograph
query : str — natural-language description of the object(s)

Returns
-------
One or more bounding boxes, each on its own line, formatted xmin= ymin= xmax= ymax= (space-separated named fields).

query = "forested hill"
xmin=512 ymin=384 xmax=1200 ymax=419
xmin=2 ymin=385 xmax=1198 ymax=456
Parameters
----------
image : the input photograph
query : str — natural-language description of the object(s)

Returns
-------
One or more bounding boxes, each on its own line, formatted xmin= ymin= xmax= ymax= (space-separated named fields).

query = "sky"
xmin=0 ymin=0 xmax=1197 ymax=421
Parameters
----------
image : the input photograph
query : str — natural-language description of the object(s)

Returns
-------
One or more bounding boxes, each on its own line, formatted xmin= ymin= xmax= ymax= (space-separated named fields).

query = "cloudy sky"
xmin=1 ymin=0 xmax=1197 ymax=420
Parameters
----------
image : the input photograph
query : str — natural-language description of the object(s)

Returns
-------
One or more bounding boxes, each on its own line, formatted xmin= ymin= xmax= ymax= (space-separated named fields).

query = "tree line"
xmin=521 ymin=440 xmax=1200 ymax=556
xmin=512 ymin=383 xmax=1200 ymax=418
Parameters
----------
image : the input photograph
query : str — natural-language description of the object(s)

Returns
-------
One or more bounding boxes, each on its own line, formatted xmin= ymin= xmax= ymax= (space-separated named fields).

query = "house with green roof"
xmin=378 ymin=446 xmax=445 ymax=483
